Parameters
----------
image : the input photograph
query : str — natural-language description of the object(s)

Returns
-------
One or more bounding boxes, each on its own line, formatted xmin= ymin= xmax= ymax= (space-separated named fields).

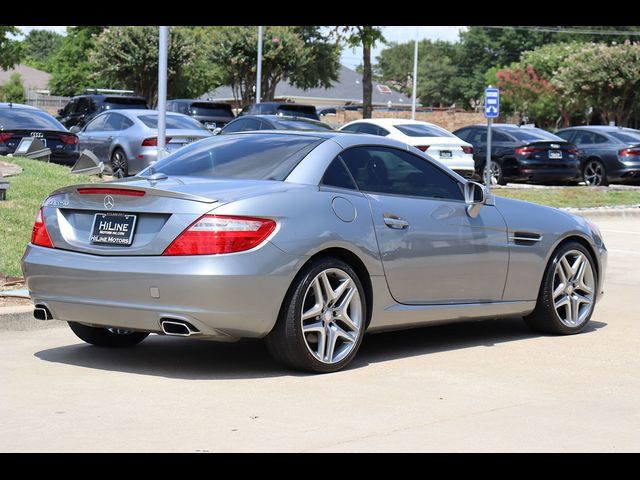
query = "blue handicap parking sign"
xmin=484 ymin=88 xmax=500 ymax=118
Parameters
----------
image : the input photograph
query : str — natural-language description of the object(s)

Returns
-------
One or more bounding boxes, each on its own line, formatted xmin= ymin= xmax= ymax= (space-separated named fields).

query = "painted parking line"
xmin=607 ymin=248 xmax=640 ymax=255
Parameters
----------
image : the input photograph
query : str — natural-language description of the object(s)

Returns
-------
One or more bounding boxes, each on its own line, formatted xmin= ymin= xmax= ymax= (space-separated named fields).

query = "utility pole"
xmin=256 ymin=26 xmax=263 ymax=104
xmin=157 ymin=26 xmax=168 ymax=160
xmin=411 ymin=26 xmax=419 ymax=120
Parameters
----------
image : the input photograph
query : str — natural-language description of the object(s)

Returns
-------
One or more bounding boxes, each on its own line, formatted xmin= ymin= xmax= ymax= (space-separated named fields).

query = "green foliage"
xmin=22 ymin=29 xmax=63 ymax=72
xmin=49 ymin=27 xmax=106 ymax=96
xmin=90 ymin=26 xmax=199 ymax=105
xmin=0 ymin=73 xmax=25 ymax=103
xmin=210 ymin=26 xmax=341 ymax=105
xmin=0 ymin=27 xmax=23 ymax=71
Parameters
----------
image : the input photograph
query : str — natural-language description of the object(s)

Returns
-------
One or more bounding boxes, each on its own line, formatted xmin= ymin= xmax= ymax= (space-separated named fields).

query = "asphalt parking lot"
xmin=1 ymin=215 xmax=639 ymax=452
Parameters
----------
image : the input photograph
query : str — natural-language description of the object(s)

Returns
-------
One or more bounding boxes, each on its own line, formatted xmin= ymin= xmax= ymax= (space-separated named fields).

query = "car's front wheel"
xmin=68 ymin=322 xmax=149 ymax=347
xmin=524 ymin=241 xmax=597 ymax=334
xmin=265 ymin=258 xmax=367 ymax=373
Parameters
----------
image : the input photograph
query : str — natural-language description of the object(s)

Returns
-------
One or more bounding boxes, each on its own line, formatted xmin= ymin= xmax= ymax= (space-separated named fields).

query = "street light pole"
xmin=256 ymin=26 xmax=263 ymax=104
xmin=411 ymin=26 xmax=419 ymax=120
xmin=157 ymin=26 xmax=168 ymax=161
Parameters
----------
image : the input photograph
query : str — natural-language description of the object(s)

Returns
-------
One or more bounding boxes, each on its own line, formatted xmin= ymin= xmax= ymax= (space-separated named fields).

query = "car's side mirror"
xmin=211 ymin=127 xmax=222 ymax=135
xmin=464 ymin=181 xmax=486 ymax=218
xmin=69 ymin=126 xmax=81 ymax=134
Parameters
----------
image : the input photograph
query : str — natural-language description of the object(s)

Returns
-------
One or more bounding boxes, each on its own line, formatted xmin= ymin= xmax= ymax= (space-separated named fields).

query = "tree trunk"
xmin=362 ymin=40 xmax=373 ymax=119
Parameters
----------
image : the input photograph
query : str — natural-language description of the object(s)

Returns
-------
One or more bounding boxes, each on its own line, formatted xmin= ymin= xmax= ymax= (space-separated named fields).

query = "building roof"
xmin=200 ymin=65 xmax=412 ymax=107
xmin=0 ymin=64 xmax=51 ymax=90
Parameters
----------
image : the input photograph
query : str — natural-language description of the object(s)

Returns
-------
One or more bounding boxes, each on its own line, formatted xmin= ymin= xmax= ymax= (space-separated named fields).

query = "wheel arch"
xmin=548 ymin=234 xmax=600 ymax=285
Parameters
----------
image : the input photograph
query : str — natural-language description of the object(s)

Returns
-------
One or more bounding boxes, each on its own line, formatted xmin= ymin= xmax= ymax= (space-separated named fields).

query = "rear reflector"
xmin=77 ymin=188 xmax=145 ymax=197
xmin=59 ymin=134 xmax=79 ymax=145
xmin=163 ymin=215 xmax=276 ymax=256
xmin=619 ymin=148 xmax=640 ymax=156
xmin=0 ymin=132 xmax=13 ymax=142
xmin=31 ymin=208 xmax=54 ymax=248
xmin=416 ymin=145 xmax=430 ymax=152
xmin=462 ymin=146 xmax=474 ymax=155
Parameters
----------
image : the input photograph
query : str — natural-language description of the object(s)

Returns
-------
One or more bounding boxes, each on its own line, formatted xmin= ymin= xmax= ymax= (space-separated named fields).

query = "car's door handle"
xmin=383 ymin=214 xmax=409 ymax=229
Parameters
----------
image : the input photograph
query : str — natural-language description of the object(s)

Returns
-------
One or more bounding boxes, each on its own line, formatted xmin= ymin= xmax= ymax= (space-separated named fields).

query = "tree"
xmin=0 ymin=73 xmax=25 ymax=103
xmin=90 ymin=26 xmax=199 ymax=105
xmin=49 ymin=27 xmax=106 ymax=96
xmin=554 ymin=42 xmax=640 ymax=126
xmin=22 ymin=29 xmax=63 ymax=71
xmin=0 ymin=26 xmax=23 ymax=71
xmin=210 ymin=26 xmax=341 ymax=106
xmin=337 ymin=27 xmax=385 ymax=118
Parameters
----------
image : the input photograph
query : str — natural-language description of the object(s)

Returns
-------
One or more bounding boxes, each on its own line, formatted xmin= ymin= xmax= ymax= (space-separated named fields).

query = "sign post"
xmin=484 ymin=87 xmax=500 ymax=190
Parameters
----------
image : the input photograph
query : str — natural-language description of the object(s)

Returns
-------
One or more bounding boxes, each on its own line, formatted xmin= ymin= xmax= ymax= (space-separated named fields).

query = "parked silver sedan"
xmin=73 ymin=109 xmax=211 ymax=177
xmin=22 ymin=131 xmax=607 ymax=373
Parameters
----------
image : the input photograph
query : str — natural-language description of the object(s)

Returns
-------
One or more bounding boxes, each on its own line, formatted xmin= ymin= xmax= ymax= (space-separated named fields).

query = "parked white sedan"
xmin=339 ymin=118 xmax=476 ymax=178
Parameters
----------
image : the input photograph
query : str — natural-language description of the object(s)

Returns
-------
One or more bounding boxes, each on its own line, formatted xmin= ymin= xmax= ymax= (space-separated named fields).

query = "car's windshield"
xmin=140 ymin=133 xmax=324 ymax=181
xmin=138 ymin=114 xmax=208 ymax=130
xmin=506 ymin=128 xmax=564 ymax=142
xmin=610 ymin=130 xmax=640 ymax=143
xmin=394 ymin=124 xmax=456 ymax=138
xmin=0 ymin=109 xmax=65 ymax=130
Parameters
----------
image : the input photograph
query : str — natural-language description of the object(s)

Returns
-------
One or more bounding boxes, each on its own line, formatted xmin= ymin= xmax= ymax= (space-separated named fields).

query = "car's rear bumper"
xmin=507 ymin=167 xmax=581 ymax=183
xmin=21 ymin=242 xmax=305 ymax=339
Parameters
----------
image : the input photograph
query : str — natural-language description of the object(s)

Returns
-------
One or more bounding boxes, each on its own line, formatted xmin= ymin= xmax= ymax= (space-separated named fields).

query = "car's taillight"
xmin=416 ymin=145 xmax=430 ymax=152
xmin=462 ymin=146 xmax=474 ymax=155
xmin=567 ymin=148 xmax=578 ymax=155
xmin=59 ymin=134 xmax=79 ymax=145
xmin=31 ymin=208 xmax=54 ymax=248
xmin=0 ymin=132 xmax=13 ymax=143
xmin=141 ymin=137 xmax=172 ymax=147
xmin=163 ymin=215 xmax=276 ymax=256
xmin=619 ymin=148 xmax=640 ymax=156
xmin=515 ymin=147 xmax=544 ymax=156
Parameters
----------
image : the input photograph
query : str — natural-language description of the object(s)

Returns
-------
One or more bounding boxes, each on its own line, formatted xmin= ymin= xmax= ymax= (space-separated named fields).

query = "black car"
xmin=0 ymin=103 xmax=79 ymax=165
xmin=555 ymin=126 xmax=640 ymax=186
xmin=220 ymin=115 xmax=334 ymax=134
xmin=57 ymin=92 xmax=148 ymax=130
xmin=238 ymin=102 xmax=320 ymax=121
xmin=166 ymin=99 xmax=235 ymax=131
xmin=453 ymin=124 xmax=580 ymax=185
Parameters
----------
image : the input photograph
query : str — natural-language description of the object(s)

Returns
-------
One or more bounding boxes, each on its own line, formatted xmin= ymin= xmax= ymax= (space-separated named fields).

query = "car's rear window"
xmin=276 ymin=106 xmax=319 ymax=120
xmin=610 ymin=131 xmax=640 ymax=143
xmin=101 ymin=97 xmax=148 ymax=110
xmin=0 ymin=108 xmax=65 ymax=130
xmin=506 ymin=128 xmax=564 ymax=142
xmin=274 ymin=119 xmax=334 ymax=131
xmin=139 ymin=114 xmax=207 ymax=130
xmin=190 ymin=103 xmax=234 ymax=118
xmin=141 ymin=133 xmax=324 ymax=181
xmin=395 ymin=124 xmax=456 ymax=138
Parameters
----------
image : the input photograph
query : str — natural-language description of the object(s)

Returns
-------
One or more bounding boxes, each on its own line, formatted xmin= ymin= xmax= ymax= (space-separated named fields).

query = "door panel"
xmin=368 ymin=194 xmax=509 ymax=304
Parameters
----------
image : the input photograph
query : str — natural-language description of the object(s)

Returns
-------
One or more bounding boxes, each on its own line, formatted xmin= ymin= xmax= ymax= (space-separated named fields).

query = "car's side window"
xmin=377 ymin=126 xmax=390 ymax=136
xmin=573 ymin=131 xmax=595 ymax=144
xmin=468 ymin=128 xmax=487 ymax=144
xmin=102 ymin=113 xmax=127 ymax=131
xmin=223 ymin=119 xmax=261 ymax=133
xmin=492 ymin=131 xmax=511 ymax=142
xmin=340 ymin=146 xmax=464 ymax=201
xmin=555 ymin=130 xmax=574 ymax=142
xmin=321 ymin=157 xmax=358 ymax=190
xmin=357 ymin=123 xmax=381 ymax=136
xmin=594 ymin=133 xmax=609 ymax=144
xmin=341 ymin=124 xmax=361 ymax=133
xmin=84 ymin=115 xmax=107 ymax=132
xmin=454 ymin=128 xmax=471 ymax=141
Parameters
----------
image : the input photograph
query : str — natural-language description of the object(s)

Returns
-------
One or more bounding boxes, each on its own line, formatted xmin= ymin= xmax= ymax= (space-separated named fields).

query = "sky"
xmin=15 ymin=26 xmax=466 ymax=69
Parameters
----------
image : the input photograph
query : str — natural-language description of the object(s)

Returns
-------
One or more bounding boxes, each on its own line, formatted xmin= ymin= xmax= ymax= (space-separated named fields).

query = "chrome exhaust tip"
xmin=34 ymin=305 xmax=52 ymax=321
xmin=160 ymin=319 xmax=198 ymax=337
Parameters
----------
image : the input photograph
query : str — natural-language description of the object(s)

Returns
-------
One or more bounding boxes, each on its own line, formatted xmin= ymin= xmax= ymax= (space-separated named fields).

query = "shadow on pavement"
xmin=34 ymin=317 xmax=607 ymax=380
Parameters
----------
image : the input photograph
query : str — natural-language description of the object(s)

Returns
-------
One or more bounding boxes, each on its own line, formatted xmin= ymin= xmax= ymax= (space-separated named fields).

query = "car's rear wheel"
xmin=583 ymin=159 xmax=608 ymax=186
xmin=265 ymin=258 xmax=367 ymax=373
xmin=68 ymin=322 xmax=149 ymax=347
xmin=524 ymin=242 xmax=597 ymax=334
xmin=489 ymin=160 xmax=506 ymax=185
xmin=111 ymin=148 xmax=129 ymax=178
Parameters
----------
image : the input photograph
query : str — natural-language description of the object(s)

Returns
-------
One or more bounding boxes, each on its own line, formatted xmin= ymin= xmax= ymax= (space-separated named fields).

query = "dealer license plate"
xmin=549 ymin=150 xmax=563 ymax=159
xmin=439 ymin=150 xmax=452 ymax=159
xmin=90 ymin=212 xmax=137 ymax=246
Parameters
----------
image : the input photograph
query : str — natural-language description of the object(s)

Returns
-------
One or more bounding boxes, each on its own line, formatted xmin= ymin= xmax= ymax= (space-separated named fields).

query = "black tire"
xmin=582 ymin=159 xmax=608 ymax=186
xmin=110 ymin=148 xmax=129 ymax=178
xmin=68 ymin=322 xmax=149 ymax=347
xmin=524 ymin=241 xmax=597 ymax=335
xmin=265 ymin=257 xmax=367 ymax=373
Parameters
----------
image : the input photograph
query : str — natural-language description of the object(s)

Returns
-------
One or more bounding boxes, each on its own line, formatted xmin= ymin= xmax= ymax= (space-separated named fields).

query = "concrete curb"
xmin=562 ymin=205 xmax=640 ymax=219
xmin=0 ymin=305 xmax=65 ymax=331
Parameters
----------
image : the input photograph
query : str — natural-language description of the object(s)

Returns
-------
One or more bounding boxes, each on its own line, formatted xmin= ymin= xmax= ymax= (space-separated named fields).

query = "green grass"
xmin=0 ymin=157 xmax=98 ymax=277
xmin=494 ymin=187 xmax=640 ymax=208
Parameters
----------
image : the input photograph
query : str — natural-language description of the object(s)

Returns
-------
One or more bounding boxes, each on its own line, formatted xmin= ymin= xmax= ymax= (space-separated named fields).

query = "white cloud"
xmin=14 ymin=26 xmax=68 ymax=38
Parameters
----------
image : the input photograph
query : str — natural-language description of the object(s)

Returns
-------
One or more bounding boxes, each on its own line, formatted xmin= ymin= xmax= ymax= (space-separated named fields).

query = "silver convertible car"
xmin=22 ymin=131 xmax=607 ymax=373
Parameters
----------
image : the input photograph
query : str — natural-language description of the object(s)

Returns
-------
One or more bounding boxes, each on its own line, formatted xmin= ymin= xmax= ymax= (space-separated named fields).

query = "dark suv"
xmin=166 ymin=99 xmax=235 ymax=131
xmin=57 ymin=93 xmax=148 ymax=129
xmin=239 ymin=102 xmax=320 ymax=121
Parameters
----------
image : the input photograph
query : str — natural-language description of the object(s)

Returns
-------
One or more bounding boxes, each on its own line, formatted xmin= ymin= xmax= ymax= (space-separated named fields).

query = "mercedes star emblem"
xmin=104 ymin=195 xmax=115 ymax=209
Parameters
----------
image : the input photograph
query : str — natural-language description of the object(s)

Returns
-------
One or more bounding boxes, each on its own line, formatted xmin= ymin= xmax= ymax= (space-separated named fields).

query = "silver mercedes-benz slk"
xmin=22 ymin=131 xmax=607 ymax=373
